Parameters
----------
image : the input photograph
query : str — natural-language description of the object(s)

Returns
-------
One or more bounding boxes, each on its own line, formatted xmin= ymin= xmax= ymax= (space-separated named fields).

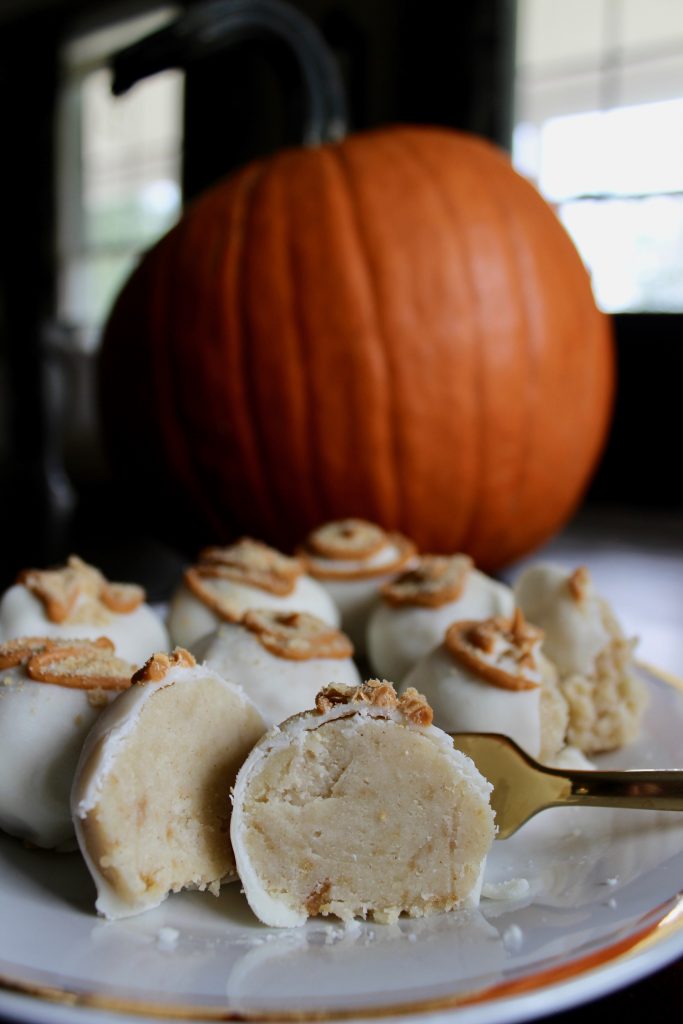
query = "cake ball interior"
xmin=239 ymin=715 xmax=493 ymax=923
xmin=80 ymin=675 xmax=262 ymax=909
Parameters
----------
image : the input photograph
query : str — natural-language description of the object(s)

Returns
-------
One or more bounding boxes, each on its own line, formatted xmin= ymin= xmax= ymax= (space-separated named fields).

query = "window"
xmin=56 ymin=8 xmax=183 ymax=351
xmin=514 ymin=0 xmax=683 ymax=312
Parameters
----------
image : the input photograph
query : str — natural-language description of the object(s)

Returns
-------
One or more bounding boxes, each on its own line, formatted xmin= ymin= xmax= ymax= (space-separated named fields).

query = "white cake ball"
xmin=231 ymin=680 xmax=495 ymax=927
xmin=367 ymin=554 xmax=515 ymax=682
xmin=0 ymin=636 xmax=134 ymax=849
xmin=72 ymin=648 xmax=266 ymax=920
xmin=402 ymin=611 xmax=568 ymax=762
xmin=0 ymin=555 xmax=168 ymax=666
xmin=297 ymin=519 xmax=417 ymax=656
xmin=167 ymin=538 xmax=340 ymax=649
xmin=194 ymin=610 xmax=361 ymax=726
xmin=514 ymin=563 xmax=646 ymax=753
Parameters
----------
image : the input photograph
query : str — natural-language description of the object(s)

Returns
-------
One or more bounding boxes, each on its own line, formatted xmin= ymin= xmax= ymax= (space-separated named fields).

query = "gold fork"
xmin=452 ymin=732 xmax=683 ymax=839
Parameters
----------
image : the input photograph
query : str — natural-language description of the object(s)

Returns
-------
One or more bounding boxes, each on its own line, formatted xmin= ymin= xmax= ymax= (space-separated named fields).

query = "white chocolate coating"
xmin=193 ymin=624 xmax=361 ymax=726
xmin=0 ymin=584 xmax=169 ymax=667
xmin=514 ymin=565 xmax=610 ymax=677
xmin=304 ymin=542 xmax=404 ymax=578
xmin=402 ymin=645 xmax=543 ymax=757
xmin=231 ymin=697 xmax=494 ymax=928
xmin=366 ymin=570 xmax=515 ymax=683
xmin=166 ymin=575 xmax=340 ymax=650
xmin=72 ymin=662 xmax=265 ymax=920
xmin=0 ymin=664 xmax=115 ymax=849
xmin=318 ymin=578 xmax=379 ymax=653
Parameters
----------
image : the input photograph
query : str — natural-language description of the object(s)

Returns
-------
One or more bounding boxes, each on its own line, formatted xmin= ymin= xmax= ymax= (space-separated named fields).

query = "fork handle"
xmin=559 ymin=768 xmax=683 ymax=812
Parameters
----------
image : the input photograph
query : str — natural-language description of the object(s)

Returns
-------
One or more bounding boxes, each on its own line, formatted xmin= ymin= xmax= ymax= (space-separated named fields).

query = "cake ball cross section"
xmin=231 ymin=679 xmax=496 ymax=928
xmin=72 ymin=647 xmax=266 ymax=920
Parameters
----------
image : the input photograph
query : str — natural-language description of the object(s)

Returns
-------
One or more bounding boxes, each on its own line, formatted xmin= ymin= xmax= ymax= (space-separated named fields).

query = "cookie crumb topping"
xmin=315 ymin=679 xmax=433 ymax=726
xmin=243 ymin=609 xmax=353 ymax=661
xmin=568 ymin=566 xmax=591 ymax=604
xmin=100 ymin=581 xmax=146 ymax=614
xmin=17 ymin=555 xmax=145 ymax=624
xmin=199 ymin=539 xmax=302 ymax=595
xmin=445 ymin=610 xmax=543 ymax=691
xmin=0 ymin=636 xmax=133 ymax=691
xmin=132 ymin=648 xmax=196 ymax=685
xmin=396 ymin=688 xmax=434 ymax=727
xmin=381 ymin=554 xmax=473 ymax=608
xmin=304 ymin=879 xmax=332 ymax=916
xmin=0 ymin=636 xmax=74 ymax=670
xmin=185 ymin=539 xmax=303 ymax=618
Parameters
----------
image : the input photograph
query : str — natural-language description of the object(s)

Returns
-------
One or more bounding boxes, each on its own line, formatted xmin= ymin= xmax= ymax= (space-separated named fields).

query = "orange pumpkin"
xmin=99 ymin=125 xmax=613 ymax=569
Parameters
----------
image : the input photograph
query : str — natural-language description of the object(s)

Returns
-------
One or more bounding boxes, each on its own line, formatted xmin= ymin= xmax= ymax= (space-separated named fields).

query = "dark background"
xmin=0 ymin=0 xmax=678 ymax=597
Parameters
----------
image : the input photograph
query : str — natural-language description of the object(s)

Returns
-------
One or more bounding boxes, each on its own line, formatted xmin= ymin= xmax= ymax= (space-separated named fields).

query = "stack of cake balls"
xmin=0 ymin=520 xmax=646 ymax=928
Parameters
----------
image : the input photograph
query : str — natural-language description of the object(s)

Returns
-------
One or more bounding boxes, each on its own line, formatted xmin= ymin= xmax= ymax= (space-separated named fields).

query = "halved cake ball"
xmin=167 ymin=538 xmax=340 ymax=649
xmin=297 ymin=519 xmax=417 ymax=654
xmin=72 ymin=648 xmax=266 ymax=920
xmin=367 ymin=555 xmax=515 ymax=682
xmin=0 ymin=555 xmax=169 ymax=665
xmin=231 ymin=680 xmax=495 ymax=928
xmin=402 ymin=611 xmax=568 ymax=762
xmin=514 ymin=564 xmax=646 ymax=753
xmin=194 ymin=610 xmax=361 ymax=726
xmin=0 ymin=636 xmax=133 ymax=849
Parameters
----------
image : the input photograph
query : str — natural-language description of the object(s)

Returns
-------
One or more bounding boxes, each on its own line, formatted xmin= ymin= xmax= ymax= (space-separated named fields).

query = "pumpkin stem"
xmin=110 ymin=0 xmax=348 ymax=146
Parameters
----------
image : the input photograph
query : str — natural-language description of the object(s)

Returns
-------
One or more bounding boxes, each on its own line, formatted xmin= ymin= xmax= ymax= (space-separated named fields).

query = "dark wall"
xmin=587 ymin=314 xmax=683 ymax=510
xmin=181 ymin=0 xmax=516 ymax=198
xmin=0 ymin=11 xmax=60 ymax=568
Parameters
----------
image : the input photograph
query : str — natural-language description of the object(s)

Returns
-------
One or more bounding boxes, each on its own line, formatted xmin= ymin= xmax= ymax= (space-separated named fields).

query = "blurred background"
xmin=1 ymin=0 xmax=682 ymax=595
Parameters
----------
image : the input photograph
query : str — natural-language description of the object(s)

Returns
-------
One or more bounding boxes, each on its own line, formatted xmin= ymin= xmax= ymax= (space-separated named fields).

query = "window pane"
xmin=57 ymin=16 xmax=183 ymax=342
xmin=560 ymin=196 xmax=683 ymax=312
xmin=539 ymin=98 xmax=683 ymax=202
xmin=60 ymin=252 xmax=144 ymax=349
xmin=82 ymin=67 xmax=182 ymax=249
xmin=514 ymin=0 xmax=683 ymax=313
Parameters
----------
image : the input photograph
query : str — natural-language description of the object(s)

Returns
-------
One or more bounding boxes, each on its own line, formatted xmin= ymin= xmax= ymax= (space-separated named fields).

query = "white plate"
xmin=1 ymin=665 xmax=683 ymax=1024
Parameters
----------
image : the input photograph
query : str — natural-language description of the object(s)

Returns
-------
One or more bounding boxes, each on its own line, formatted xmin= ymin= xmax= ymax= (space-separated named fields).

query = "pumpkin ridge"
xmin=485 ymin=152 xmax=609 ymax=561
xmin=501 ymin=178 xmax=561 ymax=561
xmin=396 ymin=130 xmax=488 ymax=552
xmin=149 ymin=229 xmax=212 ymax=523
xmin=283 ymin=150 xmax=329 ymax=529
xmin=234 ymin=158 xmax=285 ymax=538
xmin=318 ymin=144 xmax=397 ymax=525
xmin=302 ymin=146 xmax=377 ymax=525
xmin=454 ymin=138 xmax=537 ymax=561
xmin=390 ymin=129 xmax=485 ymax=549
xmin=330 ymin=140 xmax=402 ymax=525
xmin=193 ymin=181 xmax=252 ymax=536
xmin=164 ymin=188 xmax=243 ymax=538
xmin=483 ymin=162 xmax=559 ymax=562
